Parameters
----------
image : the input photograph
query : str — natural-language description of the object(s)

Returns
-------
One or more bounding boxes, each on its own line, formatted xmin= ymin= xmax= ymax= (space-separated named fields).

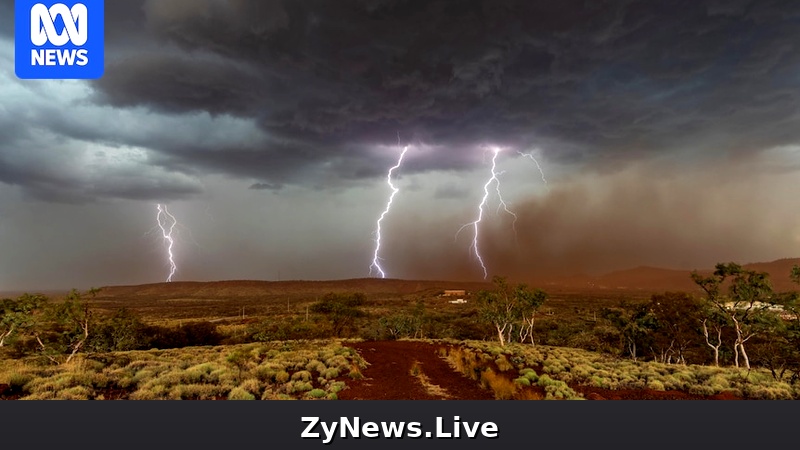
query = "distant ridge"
xmin=582 ymin=258 xmax=800 ymax=293
xmin=93 ymin=278 xmax=493 ymax=301
xmin=7 ymin=258 xmax=798 ymax=300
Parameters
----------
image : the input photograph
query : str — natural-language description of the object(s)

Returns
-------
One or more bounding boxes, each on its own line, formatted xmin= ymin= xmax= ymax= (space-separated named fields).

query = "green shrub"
xmin=305 ymin=360 xmax=327 ymax=373
xmin=291 ymin=370 xmax=312 ymax=382
xmin=322 ymin=368 xmax=340 ymax=379
xmin=274 ymin=370 xmax=290 ymax=383
xmin=56 ymin=385 xmax=91 ymax=400
xmin=514 ymin=377 xmax=531 ymax=386
xmin=306 ymin=389 xmax=326 ymax=399
xmin=495 ymin=356 xmax=514 ymax=372
xmin=290 ymin=381 xmax=313 ymax=393
xmin=328 ymin=381 xmax=346 ymax=393
xmin=7 ymin=372 xmax=33 ymax=391
xmin=228 ymin=387 xmax=256 ymax=400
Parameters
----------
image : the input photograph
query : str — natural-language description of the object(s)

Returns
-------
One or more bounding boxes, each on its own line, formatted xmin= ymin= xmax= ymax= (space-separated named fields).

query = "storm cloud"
xmin=1 ymin=0 xmax=800 ymax=288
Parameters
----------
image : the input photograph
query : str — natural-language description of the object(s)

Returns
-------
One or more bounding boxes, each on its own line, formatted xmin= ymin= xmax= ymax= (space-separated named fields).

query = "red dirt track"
xmin=339 ymin=341 xmax=494 ymax=400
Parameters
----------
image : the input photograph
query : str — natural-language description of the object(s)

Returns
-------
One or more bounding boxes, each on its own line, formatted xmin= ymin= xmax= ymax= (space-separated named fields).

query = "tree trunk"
xmin=529 ymin=314 xmax=536 ymax=346
xmin=739 ymin=341 xmax=751 ymax=370
xmin=702 ymin=319 xmax=721 ymax=367
xmin=65 ymin=317 xmax=90 ymax=364
xmin=496 ymin=324 xmax=507 ymax=347
xmin=627 ymin=338 xmax=637 ymax=361
xmin=0 ymin=325 xmax=14 ymax=347
xmin=731 ymin=316 xmax=743 ymax=368
xmin=35 ymin=334 xmax=61 ymax=365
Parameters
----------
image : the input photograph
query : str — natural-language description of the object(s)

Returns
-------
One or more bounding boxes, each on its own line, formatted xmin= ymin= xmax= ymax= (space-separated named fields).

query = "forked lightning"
xmin=457 ymin=147 xmax=517 ymax=279
xmin=156 ymin=204 xmax=178 ymax=282
xmin=369 ymin=146 xmax=409 ymax=278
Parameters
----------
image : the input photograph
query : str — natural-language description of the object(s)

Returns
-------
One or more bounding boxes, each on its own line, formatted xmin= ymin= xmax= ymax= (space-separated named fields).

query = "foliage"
xmin=0 ymin=340 xmax=365 ymax=400
xmin=0 ymin=294 xmax=47 ymax=348
xmin=248 ymin=316 xmax=329 ymax=342
xmin=32 ymin=290 xmax=94 ymax=364
xmin=88 ymin=308 xmax=150 ymax=352
xmin=458 ymin=340 xmax=799 ymax=399
xmin=309 ymin=293 xmax=366 ymax=337
xmin=476 ymin=277 xmax=547 ymax=346
xmin=692 ymin=263 xmax=775 ymax=369
xmin=645 ymin=292 xmax=704 ymax=364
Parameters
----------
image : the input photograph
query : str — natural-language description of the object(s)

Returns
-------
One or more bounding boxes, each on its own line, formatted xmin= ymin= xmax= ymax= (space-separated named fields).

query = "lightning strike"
xmin=493 ymin=169 xmax=519 ymax=238
xmin=457 ymin=147 xmax=517 ymax=279
xmin=517 ymin=151 xmax=550 ymax=191
xmin=369 ymin=145 xmax=409 ymax=278
xmin=156 ymin=204 xmax=178 ymax=282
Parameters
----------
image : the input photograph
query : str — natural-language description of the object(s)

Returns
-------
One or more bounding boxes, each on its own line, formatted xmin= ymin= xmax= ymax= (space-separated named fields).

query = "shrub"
xmin=290 ymin=381 xmax=313 ymax=393
xmin=307 ymin=389 xmax=326 ymax=399
xmin=322 ymin=368 xmax=340 ymax=380
xmin=514 ymin=377 xmax=531 ymax=386
xmin=228 ymin=387 xmax=256 ymax=400
xmin=328 ymin=381 xmax=346 ymax=393
xmin=480 ymin=369 xmax=517 ymax=400
xmin=56 ymin=385 xmax=91 ymax=400
xmin=291 ymin=370 xmax=312 ymax=382
xmin=305 ymin=360 xmax=326 ymax=373
xmin=238 ymin=378 xmax=261 ymax=395
xmin=495 ymin=355 xmax=514 ymax=372
xmin=7 ymin=372 xmax=33 ymax=391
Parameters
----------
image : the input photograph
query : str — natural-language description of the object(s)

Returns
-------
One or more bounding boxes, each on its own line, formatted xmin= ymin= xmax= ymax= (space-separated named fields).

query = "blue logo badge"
xmin=15 ymin=0 xmax=104 ymax=79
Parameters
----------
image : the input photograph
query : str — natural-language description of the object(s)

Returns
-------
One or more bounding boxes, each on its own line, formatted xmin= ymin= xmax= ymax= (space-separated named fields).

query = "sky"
xmin=2 ymin=0 xmax=800 ymax=290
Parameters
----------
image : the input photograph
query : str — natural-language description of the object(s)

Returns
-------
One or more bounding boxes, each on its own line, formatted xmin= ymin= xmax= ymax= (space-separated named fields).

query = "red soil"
xmin=337 ymin=341 xmax=744 ymax=400
xmin=0 ymin=341 xmax=745 ymax=401
xmin=339 ymin=341 xmax=495 ymax=400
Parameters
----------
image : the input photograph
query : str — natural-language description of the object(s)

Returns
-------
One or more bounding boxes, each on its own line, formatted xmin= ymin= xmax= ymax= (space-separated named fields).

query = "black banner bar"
xmin=1 ymin=401 xmax=796 ymax=449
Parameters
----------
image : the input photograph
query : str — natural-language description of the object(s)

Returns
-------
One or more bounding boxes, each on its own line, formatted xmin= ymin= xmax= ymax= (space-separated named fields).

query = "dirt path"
xmin=339 ymin=341 xmax=494 ymax=400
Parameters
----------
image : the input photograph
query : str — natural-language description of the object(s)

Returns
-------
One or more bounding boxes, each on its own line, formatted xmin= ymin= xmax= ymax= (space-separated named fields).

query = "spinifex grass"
xmin=456 ymin=340 xmax=800 ymax=399
xmin=0 ymin=340 xmax=367 ymax=400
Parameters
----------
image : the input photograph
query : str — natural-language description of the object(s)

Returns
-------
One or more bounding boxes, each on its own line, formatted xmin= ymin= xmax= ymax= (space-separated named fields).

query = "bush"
xmin=309 ymin=293 xmax=366 ymax=337
xmin=307 ymin=388 xmax=326 ymax=399
xmin=228 ymin=387 xmax=256 ymax=400
xmin=514 ymin=377 xmax=531 ymax=386
xmin=291 ymin=370 xmax=312 ymax=382
xmin=248 ymin=317 xmax=330 ymax=342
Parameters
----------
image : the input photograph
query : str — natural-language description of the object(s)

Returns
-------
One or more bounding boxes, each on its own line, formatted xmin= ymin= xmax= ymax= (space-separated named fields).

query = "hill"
xmin=575 ymin=258 xmax=800 ymax=293
xmin=94 ymin=278 xmax=491 ymax=301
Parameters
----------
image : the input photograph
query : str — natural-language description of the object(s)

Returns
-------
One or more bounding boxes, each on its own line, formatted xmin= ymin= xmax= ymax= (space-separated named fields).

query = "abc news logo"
xmin=30 ymin=3 xmax=89 ymax=66
xmin=15 ymin=0 xmax=104 ymax=79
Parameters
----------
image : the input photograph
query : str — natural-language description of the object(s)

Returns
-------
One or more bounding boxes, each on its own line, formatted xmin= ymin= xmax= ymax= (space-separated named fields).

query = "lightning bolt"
xmin=457 ymin=147 xmax=516 ymax=279
xmin=517 ymin=150 xmax=550 ymax=191
xmin=493 ymin=169 xmax=518 ymax=239
xmin=156 ymin=204 xmax=178 ymax=282
xmin=369 ymin=145 xmax=409 ymax=278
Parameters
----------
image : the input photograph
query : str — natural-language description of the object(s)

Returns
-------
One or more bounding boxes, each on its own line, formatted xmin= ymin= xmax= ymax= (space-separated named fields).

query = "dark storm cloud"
xmin=82 ymin=0 xmax=800 ymax=190
xmin=3 ymin=0 xmax=800 ymax=202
